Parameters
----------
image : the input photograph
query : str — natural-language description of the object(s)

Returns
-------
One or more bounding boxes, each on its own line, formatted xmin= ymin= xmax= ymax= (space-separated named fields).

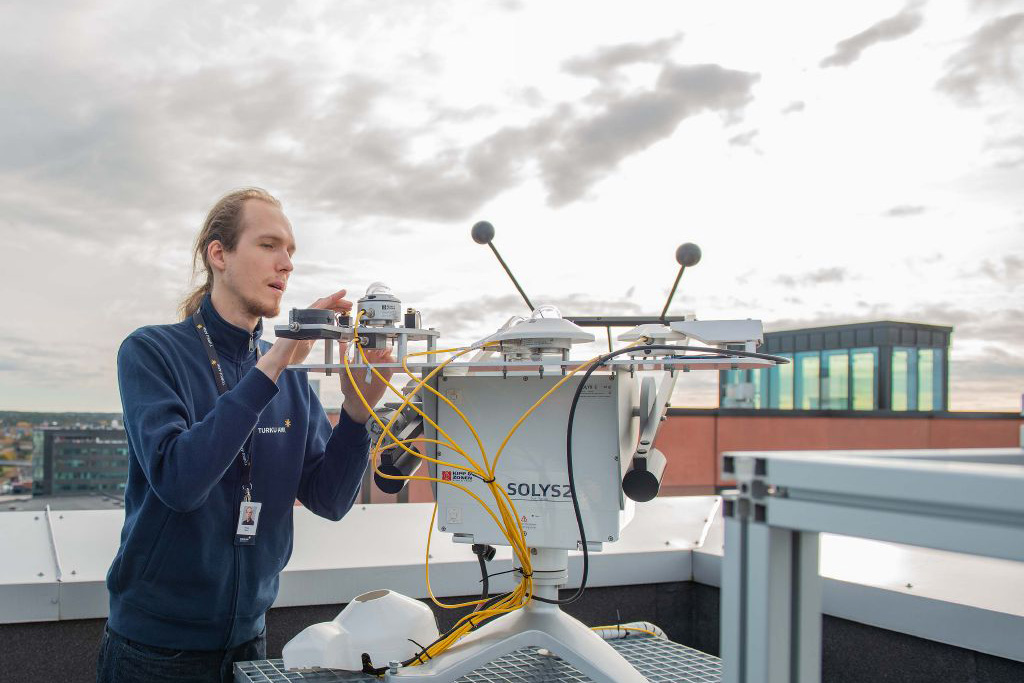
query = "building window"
xmin=822 ymin=349 xmax=849 ymax=410
xmin=851 ymin=348 xmax=878 ymax=410
xmin=795 ymin=351 xmax=820 ymax=410
xmin=769 ymin=353 xmax=794 ymax=409
xmin=918 ymin=348 xmax=943 ymax=411
xmin=892 ymin=347 xmax=919 ymax=411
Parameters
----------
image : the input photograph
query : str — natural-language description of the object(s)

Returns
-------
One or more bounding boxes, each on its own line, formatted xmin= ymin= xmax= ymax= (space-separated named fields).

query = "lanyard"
xmin=192 ymin=310 xmax=259 ymax=501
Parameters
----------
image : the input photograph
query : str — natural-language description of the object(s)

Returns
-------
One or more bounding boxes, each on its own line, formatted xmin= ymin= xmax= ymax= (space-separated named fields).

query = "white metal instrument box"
xmin=434 ymin=371 xmax=638 ymax=550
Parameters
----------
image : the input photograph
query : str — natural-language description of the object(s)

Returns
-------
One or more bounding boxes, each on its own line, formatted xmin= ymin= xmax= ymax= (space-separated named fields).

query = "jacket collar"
xmin=198 ymin=294 xmax=263 ymax=363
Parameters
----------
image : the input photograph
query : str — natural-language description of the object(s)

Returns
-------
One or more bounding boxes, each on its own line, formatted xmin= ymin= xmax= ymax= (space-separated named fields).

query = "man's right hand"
xmin=256 ymin=289 xmax=353 ymax=382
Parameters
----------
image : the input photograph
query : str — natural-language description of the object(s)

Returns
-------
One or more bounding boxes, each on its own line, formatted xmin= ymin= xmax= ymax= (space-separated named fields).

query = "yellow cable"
xmin=342 ymin=319 xmax=648 ymax=665
xmin=351 ymin=310 xmax=483 ymax=469
xmin=343 ymin=313 xmax=478 ymax=470
xmin=400 ymin=348 xmax=494 ymax=473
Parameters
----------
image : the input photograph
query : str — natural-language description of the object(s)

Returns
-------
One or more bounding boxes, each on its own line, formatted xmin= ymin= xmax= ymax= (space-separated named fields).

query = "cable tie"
xmin=407 ymin=638 xmax=431 ymax=661
xmin=480 ymin=476 xmax=496 ymax=484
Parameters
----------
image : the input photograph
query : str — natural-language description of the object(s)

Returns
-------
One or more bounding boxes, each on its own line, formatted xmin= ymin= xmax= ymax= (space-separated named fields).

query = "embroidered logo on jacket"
xmin=257 ymin=420 xmax=291 ymax=435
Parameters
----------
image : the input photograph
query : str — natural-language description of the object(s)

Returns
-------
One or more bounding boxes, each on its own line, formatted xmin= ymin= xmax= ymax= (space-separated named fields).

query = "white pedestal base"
xmin=388 ymin=548 xmax=647 ymax=683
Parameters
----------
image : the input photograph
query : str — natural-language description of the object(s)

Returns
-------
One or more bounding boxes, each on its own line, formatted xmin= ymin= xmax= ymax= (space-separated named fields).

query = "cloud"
xmin=820 ymin=5 xmax=925 ymax=68
xmin=728 ymin=129 xmax=759 ymax=147
xmin=976 ymin=255 xmax=1023 ymax=285
xmin=883 ymin=204 xmax=927 ymax=217
xmin=983 ymin=132 xmax=1024 ymax=168
xmin=539 ymin=62 xmax=760 ymax=205
xmin=775 ymin=267 xmax=850 ymax=288
xmin=0 ymin=26 xmax=758 ymax=254
xmin=936 ymin=13 xmax=1024 ymax=104
xmin=563 ymin=34 xmax=684 ymax=77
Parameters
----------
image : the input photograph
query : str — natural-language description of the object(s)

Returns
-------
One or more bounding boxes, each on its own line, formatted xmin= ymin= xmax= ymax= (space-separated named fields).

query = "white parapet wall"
xmin=1 ymin=495 xmax=1022 ymax=663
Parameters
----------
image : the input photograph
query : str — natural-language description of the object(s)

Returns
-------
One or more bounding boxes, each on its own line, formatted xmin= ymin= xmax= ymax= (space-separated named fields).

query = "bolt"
xmin=37 ymin=572 xmax=44 ymax=577
xmin=905 ymin=583 xmax=913 ymax=589
xmin=388 ymin=660 xmax=399 ymax=675
xmin=531 ymin=548 xmax=538 ymax=555
xmin=522 ymin=376 xmax=528 ymax=381
xmin=440 ymin=526 xmax=446 ymax=532
xmin=71 ymin=570 xmax=77 ymax=575
xmin=608 ymin=536 xmax=614 ymax=541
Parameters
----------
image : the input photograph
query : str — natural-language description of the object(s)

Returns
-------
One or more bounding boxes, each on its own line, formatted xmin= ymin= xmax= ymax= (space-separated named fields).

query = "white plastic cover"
xmin=282 ymin=589 xmax=440 ymax=671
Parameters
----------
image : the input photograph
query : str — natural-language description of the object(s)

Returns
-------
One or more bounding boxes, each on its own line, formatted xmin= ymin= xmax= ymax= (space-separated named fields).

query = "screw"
xmin=71 ymin=570 xmax=77 ymax=575
xmin=665 ymin=541 xmax=670 ymax=546
xmin=531 ymin=548 xmax=538 ymax=555
xmin=440 ymin=526 xmax=446 ymax=532
xmin=608 ymin=536 xmax=614 ymax=541
xmin=522 ymin=377 xmax=528 ymax=381
xmin=905 ymin=583 xmax=913 ymax=589
xmin=37 ymin=572 xmax=44 ymax=577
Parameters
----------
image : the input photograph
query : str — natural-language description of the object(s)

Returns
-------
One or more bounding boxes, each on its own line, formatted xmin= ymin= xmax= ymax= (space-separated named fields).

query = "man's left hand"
xmin=339 ymin=343 xmax=395 ymax=424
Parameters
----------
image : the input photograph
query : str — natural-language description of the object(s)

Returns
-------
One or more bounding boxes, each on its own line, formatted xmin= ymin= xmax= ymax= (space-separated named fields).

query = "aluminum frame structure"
xmin=720 ymin=447 xmax=1024 ymax=683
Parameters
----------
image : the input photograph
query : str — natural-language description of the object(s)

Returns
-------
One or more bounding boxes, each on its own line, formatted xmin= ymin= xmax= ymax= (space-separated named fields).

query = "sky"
xmin=0 ymin=0 xmax=1021 ymax=412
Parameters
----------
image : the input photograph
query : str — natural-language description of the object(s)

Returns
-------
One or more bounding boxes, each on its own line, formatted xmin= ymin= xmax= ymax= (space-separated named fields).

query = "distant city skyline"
xmin=1 ymin=0 xmax=1021 ymax=412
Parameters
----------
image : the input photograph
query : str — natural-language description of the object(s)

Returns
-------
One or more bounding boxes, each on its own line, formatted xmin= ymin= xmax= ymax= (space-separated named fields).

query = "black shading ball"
xmin=471 ymin=221 xmax=495 ymax=244
xmin=676 ymin=242 xmax=702 ymax=267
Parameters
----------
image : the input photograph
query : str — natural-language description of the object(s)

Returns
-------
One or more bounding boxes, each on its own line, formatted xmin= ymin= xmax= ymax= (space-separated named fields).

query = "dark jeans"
xmin=96 ymin=624 xmax=266 ymax=683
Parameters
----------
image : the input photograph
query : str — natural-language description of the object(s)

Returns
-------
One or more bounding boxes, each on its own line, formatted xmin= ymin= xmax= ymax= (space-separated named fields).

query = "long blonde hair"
xmin=178 ymin=188 xmax=282 ymax=320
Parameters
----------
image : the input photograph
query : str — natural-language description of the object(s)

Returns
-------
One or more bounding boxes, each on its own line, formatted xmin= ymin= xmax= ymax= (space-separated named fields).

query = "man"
xmin=97 ymin=188 xmax=393 ymax=682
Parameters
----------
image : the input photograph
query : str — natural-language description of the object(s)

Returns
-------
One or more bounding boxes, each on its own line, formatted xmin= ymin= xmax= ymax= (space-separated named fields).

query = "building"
xmin=32 ymin=427 xmax=130 ymax=496
xmin=720 ymin=320 xmax=952 ymax=411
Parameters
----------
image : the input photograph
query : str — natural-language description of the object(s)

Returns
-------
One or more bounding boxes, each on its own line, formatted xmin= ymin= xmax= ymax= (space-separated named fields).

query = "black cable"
xmin=473 ymin=552 xmax=489 ymax=612
xmin=533 ymin=344 xmax=789 ymax=606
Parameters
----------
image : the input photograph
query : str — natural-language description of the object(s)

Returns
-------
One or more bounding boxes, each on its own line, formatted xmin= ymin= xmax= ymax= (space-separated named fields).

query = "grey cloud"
xmin=728 ymin=129 xmax=759 ymax=147
xmin=937 ymin=13 xmax=1024 ymax=104
xmin=977 ymin=255 xmax=1023 ymax=284
xmin=820 ymin=6 xmax=925 ymax=68
xmin=983 ymin=133 xmax=1024 ymax=168
xmin=538 ymin=64 xmax=759 ymax=205
xmin=884 ymin=204 xmax=927 ymax=217
xmin=2 ymin=26 xmax=757 ymax=249
xmin=947 ymin=345 xmax=1024 ymax=411
xmin=563 ymin=34 xmax=684 ymax=77
xmin=775 ymin=267 xmax=850 ymax=288
xmin=781 ymin=101 xmax=805 ymax=114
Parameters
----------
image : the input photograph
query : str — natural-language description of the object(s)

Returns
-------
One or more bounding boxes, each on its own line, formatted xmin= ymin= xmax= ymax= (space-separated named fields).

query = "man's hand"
xmin=256 ymin=289 xmax=353 ymax=382
xmin=340 ymin=343 xmax=395 ymax=424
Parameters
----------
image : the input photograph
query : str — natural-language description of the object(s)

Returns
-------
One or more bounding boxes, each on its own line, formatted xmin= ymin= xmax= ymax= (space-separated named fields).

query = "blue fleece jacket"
xmin=106 ymin=295 xmax=369 ymax=650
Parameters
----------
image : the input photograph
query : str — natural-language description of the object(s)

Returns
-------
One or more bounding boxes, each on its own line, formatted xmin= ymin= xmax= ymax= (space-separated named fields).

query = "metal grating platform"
xmin=234 ymin=638 xmax=721 ymax=682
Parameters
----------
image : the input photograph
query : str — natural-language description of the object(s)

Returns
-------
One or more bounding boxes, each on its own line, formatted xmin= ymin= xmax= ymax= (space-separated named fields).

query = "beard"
xmin=239 ymin=292 xmax=281 ymax=323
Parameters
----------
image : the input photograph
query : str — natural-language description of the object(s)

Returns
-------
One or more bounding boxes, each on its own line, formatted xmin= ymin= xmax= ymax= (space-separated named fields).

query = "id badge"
xmin=235 ymin=501 xmax=262 ymax=546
